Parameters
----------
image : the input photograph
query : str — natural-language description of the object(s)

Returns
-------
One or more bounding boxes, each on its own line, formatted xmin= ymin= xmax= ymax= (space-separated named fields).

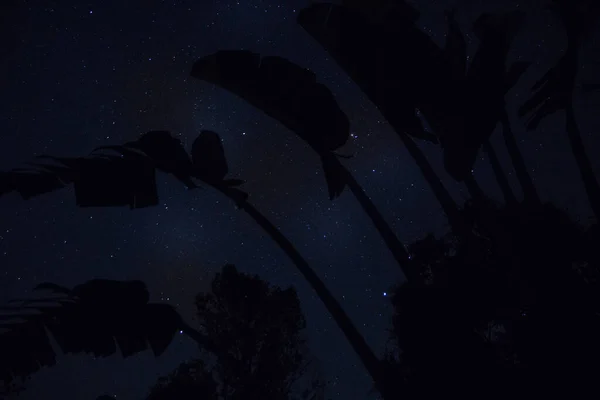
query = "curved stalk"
xmin=213 ymin=185 xmax=390 ymax=398
xmin=340 ymin=165 xmax=421 ymax=284
xmin=397 ymin=131 xmax=468 ymax=236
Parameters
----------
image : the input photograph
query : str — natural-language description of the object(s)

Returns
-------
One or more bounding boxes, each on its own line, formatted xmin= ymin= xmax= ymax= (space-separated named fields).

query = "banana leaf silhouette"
xmin=518 ymin=0 xmax=599 ymax=129
xmin=444 ymin=8 xmax=466 ymax=76
xmin=436 ymin=10 xmax=540 ymax=205
xmin=297 ymin=3 xmax=466 ymax=233
xmin=190 ymin=51 xmax=418 ymax=285
xmin=298 ymin=3 xmax=444 ymax=145
xmin=94 ymin=130 xmax=199 ymax=190
xmin=190 ymin=130 xmax=248 ymax=205
xmin=0 ymin=279 xmax=210 ymax=394
xmin=0 ymin=151 xmax=159 ymax=209
xmin=341 ymin=0 xmax=420 ymax=27
xmin=190 ymin=130 xmax=230 ymax=184
xmin=0 ymin=168 xmax=66 ymax=200
xmin=518 ymin=52 xmax=576 ymax=132
xmin=518 ymin=0 xmax=600 ymax=219
xmin=94 ymin=130 xmax=244 ymax=203
xmin=190 ymin=50 xmax=349 ymax=199
xmin=441 ymin=11 xmax=524 ymax=181
xmin=102 ymin=129 xmax=390 ymax=398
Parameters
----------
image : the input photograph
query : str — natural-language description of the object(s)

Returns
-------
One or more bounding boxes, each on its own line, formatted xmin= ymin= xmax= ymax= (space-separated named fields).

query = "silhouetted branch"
xmin=340 ymin=165 xmax=420 ymax=283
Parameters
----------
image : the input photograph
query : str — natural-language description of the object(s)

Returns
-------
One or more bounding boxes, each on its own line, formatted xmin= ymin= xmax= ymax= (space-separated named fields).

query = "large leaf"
xmin=127 ymin=131 xmax=194 ymax=176
xmin=25 ymin=155 xmax=158 ymax=208
xmin=297 ymin=3 xmax=442 ymax=144
xmin=188 ymin=131 xmax=249 ymax=205
xmin=191 ymin=130 xmax=229 ymax=184
xmin=1 ymin=131 xmax=206 ymax=209
xmin=505 ymin=61 xmax=531 ymax=93
xmin=73 ymin=156 xmax=158 ymax=208
xmin=518 ymin=52 xmax=577 ymax=131
xmin=441 ymin=11 xmax=526 ymax=181
xmin=0 ymin=169 xmax=67 ymax=200
xmin=443 ymin=9 xmax=467 ymax=82
xmin=190 ymin=50 xmax=350 ymax=154
xmin=0 ymin=154 xmax=159 ymax=208
xmin=0 ymin=280 xmax=188 ymax=391
xmin=94 ymin=131 xmax=198 ymax=190
xmin=518 ymin=0 xmax=599 ymax=130
xmin=550 ymin=0 xmax=600 ymax=42
xmin=341 ymin=0 xmax=420 ymax=27
xmin=190 ymin=51 xmax=352 ymax=199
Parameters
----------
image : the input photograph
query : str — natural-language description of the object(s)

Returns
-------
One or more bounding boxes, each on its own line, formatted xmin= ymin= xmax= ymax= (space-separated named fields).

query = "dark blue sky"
xmin=1 ymin=0 xmax=598 ymax=398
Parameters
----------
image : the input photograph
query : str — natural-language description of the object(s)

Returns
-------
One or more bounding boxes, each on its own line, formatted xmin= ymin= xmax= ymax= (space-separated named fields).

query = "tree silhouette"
xmin=297 ymin=2 xmax=467 ymax=234
xmin=147 ymin=264 xmax=325 ymax=400
xmin=519 ymin=0 xmax=600 ymax=219
xmin=381 ymin=201 xmax=600 ymax=397
xmin=189 ymin=51 xmax=420 ymax=284
xmin=147 ymin=359 xmax=218 ymax=400
xmin=0 ymin=279 xmax=212 ymax=397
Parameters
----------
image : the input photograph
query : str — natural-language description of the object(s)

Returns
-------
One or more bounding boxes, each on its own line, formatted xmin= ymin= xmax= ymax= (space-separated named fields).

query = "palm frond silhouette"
xmin=518 ymin=0 xmax=600 ymax=219
xmin=0 ymin=279 xmax=209 ymax=394
xmin=94 ymin=130 xmax=199 ymax=190
xmin=190 ymin=51 xmax=417 ymax=285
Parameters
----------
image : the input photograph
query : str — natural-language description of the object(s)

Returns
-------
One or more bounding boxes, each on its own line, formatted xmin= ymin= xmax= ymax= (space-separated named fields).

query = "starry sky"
xmin=1 ymin=0 xmax=599 ymax=399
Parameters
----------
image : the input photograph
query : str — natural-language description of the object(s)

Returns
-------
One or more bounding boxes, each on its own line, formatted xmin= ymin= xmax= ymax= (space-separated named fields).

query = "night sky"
xmin=1 ymin=0 xmax=599 ymax=399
